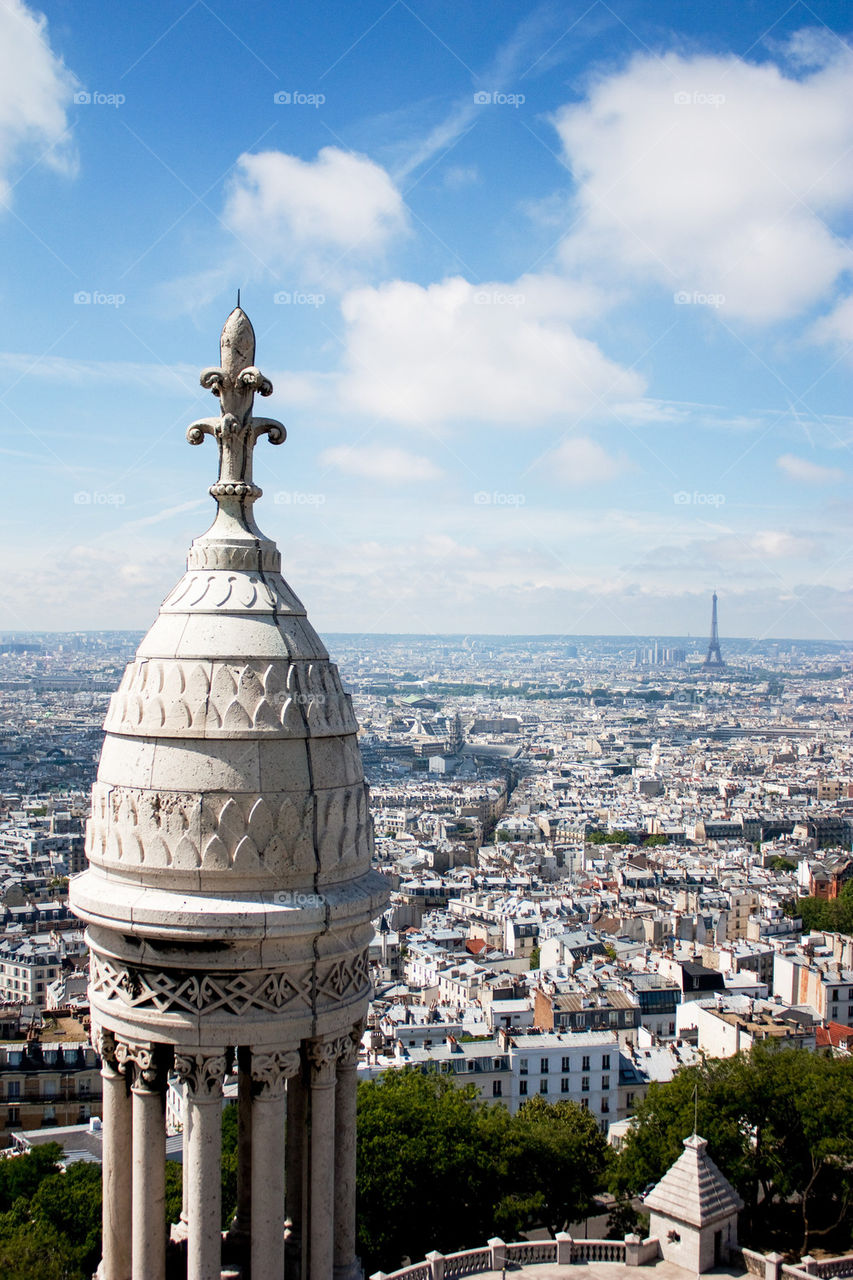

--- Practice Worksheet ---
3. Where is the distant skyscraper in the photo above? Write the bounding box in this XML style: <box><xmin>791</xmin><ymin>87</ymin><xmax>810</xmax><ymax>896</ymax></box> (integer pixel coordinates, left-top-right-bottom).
<box><xmin>703</xmin><ymin>592</ymin><xmax>725</xmax><ymax>668</ymax></box>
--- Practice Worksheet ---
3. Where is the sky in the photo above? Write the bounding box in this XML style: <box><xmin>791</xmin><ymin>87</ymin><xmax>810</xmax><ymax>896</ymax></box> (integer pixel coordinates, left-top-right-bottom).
<box><xmin>0</xmin><ymin>0</ymin><xmax>851</xmax><ymax>643</ymax></box>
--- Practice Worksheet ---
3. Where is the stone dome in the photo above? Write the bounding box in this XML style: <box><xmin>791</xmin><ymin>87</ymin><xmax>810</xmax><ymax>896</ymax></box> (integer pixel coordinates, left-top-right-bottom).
<box><xmin>70</xmin><ymin>306</ymin><xmax>388</xmax><ymax>1051</ymax></box>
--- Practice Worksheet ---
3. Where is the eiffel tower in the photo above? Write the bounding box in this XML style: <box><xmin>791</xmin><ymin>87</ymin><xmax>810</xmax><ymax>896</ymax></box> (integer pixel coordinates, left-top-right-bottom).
<box><xmin>703</xmin><ymin>591</ymin><xmax>725</xmax><ymax>668</ymax></box>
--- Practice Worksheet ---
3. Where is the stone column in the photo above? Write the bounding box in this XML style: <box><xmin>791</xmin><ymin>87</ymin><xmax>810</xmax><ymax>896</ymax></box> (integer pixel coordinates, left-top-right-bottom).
<box><xmin>333</xmin><ymin>1024</ymin><xmax>363</xmax><ymax>1280</ymax></box>
<box><xmin>306</xmin><ymin>1036</ymin><xmax>342</xmax><ymax>1280</ymax></box>
<box><xmin>97</xmin><ymin>1028</ymin><xmax>132</xmax><ymax>1280</ymax></box>
<box><xmin>174</xmin><ymin>1050</ymin><xmax>228</xmax><ymax>1280</ymax></box>
<box><xmin>285</xmin><ymin>1058</ymin><xmax>308</xmax><ymax>1280</ymax></box>
<box><xmin>251</xmin><ymin>1049</ymin><xmax>300</xmax><ymax>1280</ymax></box>
<box><xmin>120</xmin><ymin>1042</ymin><xmax>168</xmax><ymax>1280</ymax></box>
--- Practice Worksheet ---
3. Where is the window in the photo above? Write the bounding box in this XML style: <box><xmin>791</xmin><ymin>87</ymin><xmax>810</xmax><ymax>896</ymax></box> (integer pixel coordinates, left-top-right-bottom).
<box><xmin>832</xmin><ymin>989</ymin><xmax>839</xmax><ymax>1001</ymax></box>
<box><xmin>519</xmin><ymin>1058</ymin><xmax>528</xmax><ymax>1075</ymax></box>
<box><xmin>602</xmin><ymin>1054</ymin><xmax>610</xmax><ymax>1069</ymax></box>
<box><xmin>561</xmin><ymin>1056</ymin><xmax>570</xmax><ymax>1072</ymax></box>
<box><xmin>581</xmin><ymin>1098</ymin><xmax>589</xmax><ymax>1110</ymax></box>
<box><xmin>561</xmin><ymin>1077</ymin><xmax>569</xmax><ymax>1093</ymax></box>
<box><xmin>520</xmin><ymin>1080</ymin><xmax>528</xmax><ymax>1096</ymax></box>
<box><xmin>601</xmin><ymin>1098</ymin><xmax>610</xmax><ymax>1113</ymax></box>
<box><xmin>602</xmin><ymin>1076</ymin><xmax>610</xmax><ymax>1089</ymax></box>
<box><xmin>540</xmin><ymin>1079</ymin><xmax>548</xmax><ymax>1094</ymax></box>
<box><xmin>493</xmin><ymin>1080</ymin><xmax>502</xmax><ymax>1097</ymax></box>
<box><xmin>6</xmin><ymin>1082</ymin><xmax>19</xmax><ymax>1100</ymax></box>
<box><xmin>626</xmin><ymin>1091</ymin><xmax>635</xmax><ymax>1107</ymax></box>
<box><xmin>581</xmin><ymin>1076</ymin><xmax>589</xmax><ymax>1092</ymax></box>
<box><xmin>540</xmin><ymin>1057</ymin><xmax>549</xmax><ymax>1073</ymax></box>
<box><xmin>582</xmin><ymin>1055</ymin><xmax>590</xmax><ymax>1071</ymax></box>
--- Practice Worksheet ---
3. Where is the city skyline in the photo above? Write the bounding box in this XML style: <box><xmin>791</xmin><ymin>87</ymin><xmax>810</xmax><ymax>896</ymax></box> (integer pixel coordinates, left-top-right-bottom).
<box><xmin>0</xmin><ymin>0</ymin><xmax>851</xmax><ymax>640</ymax></box>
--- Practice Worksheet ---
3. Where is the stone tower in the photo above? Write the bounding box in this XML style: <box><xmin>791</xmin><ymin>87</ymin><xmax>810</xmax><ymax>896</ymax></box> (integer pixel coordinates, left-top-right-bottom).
<box><xmin>70</xmin><ymin>308</ymin><xmax>388</xmax><ymax>1280</ymax></box>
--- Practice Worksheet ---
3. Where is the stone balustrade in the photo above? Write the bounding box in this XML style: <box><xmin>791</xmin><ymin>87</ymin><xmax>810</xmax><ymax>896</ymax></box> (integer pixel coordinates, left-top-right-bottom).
<box><xmin>371</xmin><ymin>1240</ymin><xmax>853</xmax><ymax>1280</ymax></box>
<box><xmin>371</xmin><ymin>1234</ymin><xmax>641</xmax><ymax>1280</ymax></box>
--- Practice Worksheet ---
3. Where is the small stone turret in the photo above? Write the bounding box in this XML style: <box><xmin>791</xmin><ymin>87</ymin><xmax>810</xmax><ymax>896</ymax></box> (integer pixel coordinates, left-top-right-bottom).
<box><xmin>70</xmin><ymin>307</ymin><xmax>388</xmax><ymax>1280</ymax></box>
<box><xmin>644</xmin><ymin>1133</ymin><xmax>743</xmax><ymax>1273</ymax></box>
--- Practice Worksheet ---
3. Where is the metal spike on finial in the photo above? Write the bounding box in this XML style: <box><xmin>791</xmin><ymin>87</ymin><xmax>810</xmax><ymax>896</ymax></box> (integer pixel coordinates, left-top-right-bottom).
<box><xmin>185</xmin><ymin>306</ymin><xmax>285</xmax><ymax>517</ymax></box>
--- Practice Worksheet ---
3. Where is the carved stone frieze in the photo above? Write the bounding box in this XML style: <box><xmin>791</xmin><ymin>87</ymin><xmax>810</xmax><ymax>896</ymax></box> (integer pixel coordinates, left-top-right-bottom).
<box><xmin>102</xmin><ymin>657</ymin><xmax>356</xmax><ymax>739</ymax></box>
<box><xmin>186</xmin><ymin>541</ymin><xmax>282</xmax><ymax>573</ymax></box>
<box><xmin>90</xmin><ymin>949</ymin><xmax>371</xmax><ymax>1019</ymax></box>
<box><xmin>86</xmin><ymin>780</ymin><xmax>370</xmax><ymax>875</ymax></box>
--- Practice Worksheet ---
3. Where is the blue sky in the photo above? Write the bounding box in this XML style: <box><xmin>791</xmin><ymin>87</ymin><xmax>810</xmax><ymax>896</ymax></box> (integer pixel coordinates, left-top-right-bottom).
<box><xmin>0</xmin><ymin>0</ymin><xmax>851</xmax><ymax>641</ymax></box>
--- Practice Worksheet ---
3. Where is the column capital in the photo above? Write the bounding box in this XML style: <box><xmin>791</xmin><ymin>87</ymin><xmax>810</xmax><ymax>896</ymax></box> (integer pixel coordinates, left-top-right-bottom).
<box><xmin>251</xmin><ymin>1048</ymin><xmax>301</xmax><ymax>1099</ymax></box>
<box><xmin>93</xmin><ymin>1024</ymin><xmax>124</xmax><ymax>1075</ymax></box>
<box><xmin>174</xmin><ymin>1049</ymin><xmax>229</xmax><ymax>1098</ymax></box>
<box><xmin>337</xmin><ymin>1021</ymin><xmax>365</xmax><ymax>1070</ymax></box>
<box><xmin>306</xmin><ymin>1033</ymin><xmax>348</xmax><ymax>1085</ymax></box>
<box><xmin>117</xmin><ymin>1038</ymin><xmax>169</xmax><ymax>1091</ymax></box>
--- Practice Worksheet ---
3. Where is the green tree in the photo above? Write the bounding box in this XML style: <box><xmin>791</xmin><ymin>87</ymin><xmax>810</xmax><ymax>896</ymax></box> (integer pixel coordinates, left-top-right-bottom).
<box><xmin>0</xmin><ymin>1216</ymin><xmax>78</xmax><ymax>1280</ymax></box>
<box><xmin>614</xmin><ymin>1045</ymin><xmax>853</xmax><ymax>1254</ymax></box>
<box><xmin>356</xmin><ymin>1069</ymin><xmax>502</xmax><ymax>1272</ymax></box>
<box><xmin>0</xmin><ymin>1143</ymin><xmax>63</xmax><ymax>1212</ymax></box>
<box><xmin>355</xmin><ymin>1069</ymin><xmax>611</xmax><ymax>1273</ymax></box>
<box><xmin>529</xmin><ymin>945</ymin><xmax>541</xmax><ymax>969</ymax></box>
<box><xmin>787</xmin><ymin>880</ymin><xmax>853</xmax><ymax>936</ymax></box>
<box><xmin>503</xmin><ymin>1096</ymin><xmax>609</xmax><ymax>1236</ymax></box>
<box><xmin>30</xmin><ymin>1162</ymin><xmax>102</xmax><ymax>1276</ymax></box>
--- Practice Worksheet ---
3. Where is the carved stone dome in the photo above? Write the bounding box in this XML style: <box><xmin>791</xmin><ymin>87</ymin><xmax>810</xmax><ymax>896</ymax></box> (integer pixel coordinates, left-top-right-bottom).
<box><xmin>70</xmin><ymin>307</ymin><xmax>388</xmax><ymax>1051</ymax></box>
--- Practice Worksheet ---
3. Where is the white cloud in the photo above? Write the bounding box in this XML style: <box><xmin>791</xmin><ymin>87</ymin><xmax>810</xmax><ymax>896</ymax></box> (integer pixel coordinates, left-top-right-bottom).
<box><xmin>224</xmin><ymin>147</ymin><xmax>407</xmax><ymax>269</ymax></box>
<box><xmin>553</xmin><ymin>35</ymin><xmax>853</xmax><ymax>322</ymax></box>
<box><xmin>811</xmin><ymin>294</ymin><xmax>853</xmax><ymax>349</ymax></box>
<box><xmin>0</xmin><ymin>0</ymin><xmax>77</xmax><ymax>200</ymax></box>
<box><xmin>712</xmin><ymin>529</ymin><xmax>822</xmax><ymax>562</ymax></box>
<box><xmin>777</xmin><ymin>453</ymin><xmax>845</xmax><ymax>485</ymax></box>
<box><xmin>548</xmin><ymin>436</ymin><xmax>631</xmax><ymax>486</ymax></box>
<box><xmin>338</xmin><ymin>273</ymin><xmax>644</xmax><ymax>427</ymax></box>
<box><xmin>319</xmin><ymin>445</ymin><xmax>444</xmax><ymax>483</ymax></box>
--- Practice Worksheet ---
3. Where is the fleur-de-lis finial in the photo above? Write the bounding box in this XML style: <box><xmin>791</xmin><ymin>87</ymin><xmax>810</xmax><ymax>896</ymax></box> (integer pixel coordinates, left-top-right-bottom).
<box><xmin>186</xmin><ymin>305</ymin><xmax>285</xmax><ymax>518</ymax></box>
